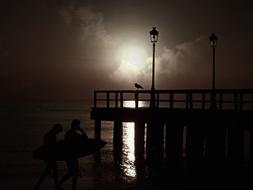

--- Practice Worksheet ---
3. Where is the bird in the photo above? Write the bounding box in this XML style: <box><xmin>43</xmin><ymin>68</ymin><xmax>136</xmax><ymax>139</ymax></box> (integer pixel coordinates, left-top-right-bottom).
<box><xmin>134</xmin><ymin>83</ymin><xmax>144</xmax><ymax>90</ymax></box>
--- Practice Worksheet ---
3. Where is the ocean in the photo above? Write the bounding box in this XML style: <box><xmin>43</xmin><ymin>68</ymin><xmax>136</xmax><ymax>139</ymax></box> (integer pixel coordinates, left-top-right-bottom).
<box><xmin>0</xmin><ymin>100</ymin><xmax>152</xmax><ymax>190</ymax></box>
<box><xmin>1</xmin><ymin>100</ymin><xmax>251</xmax><ymax>190</ymax></box>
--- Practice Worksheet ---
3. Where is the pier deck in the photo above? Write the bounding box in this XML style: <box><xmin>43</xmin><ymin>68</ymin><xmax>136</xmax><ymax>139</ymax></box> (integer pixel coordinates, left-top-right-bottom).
<box><xmin>91</xmin><ymin>89</ymin><xmax>253</xmax><ymax>168</ymax></box>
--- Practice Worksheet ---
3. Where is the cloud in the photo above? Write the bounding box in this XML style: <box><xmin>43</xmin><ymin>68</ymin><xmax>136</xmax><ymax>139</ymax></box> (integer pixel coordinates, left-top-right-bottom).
<box><xmin>109</xmin><ymin>36</ymin><xmax>210</xmax><ymax>88</ymax></box>
<box><xmin>153</xmin><ymin>36</ymin><xmax>210</xmax><ymax>88</ymax></box>
<box><xmin>157</xmin><ymin>36</ymin><xmax>208</xmax><ymax>74</ymax></box>
<box><xmin>77</xmin><ymin>7</ymin><xmax>112</xmax><ymax>45</ymax></box>
<box><xmin>58</xmin><ymin>4</ymin><xmax>75</xmax><ymax>26</ymax></box>
<box><xmin>58</xmin><ymin>3</ymin><xmax>119</xmax><ymax>78</ymax></box>
<box><xmin>59</xmin><ymin>5</ymin><xmax>112</xmax><ymax>46</ymax></box>
<box><xmin>58</xmin><ymin>4</ymin><xmax>210</xmax><ymax>89</ymax></box>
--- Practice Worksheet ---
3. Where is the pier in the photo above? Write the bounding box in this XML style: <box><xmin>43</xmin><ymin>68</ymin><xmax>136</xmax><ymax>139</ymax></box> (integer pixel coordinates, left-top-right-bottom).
<box><xmin>91</xmin><ymin>89</ymin><xmax>253</xmax><ymax>169</ymax></box>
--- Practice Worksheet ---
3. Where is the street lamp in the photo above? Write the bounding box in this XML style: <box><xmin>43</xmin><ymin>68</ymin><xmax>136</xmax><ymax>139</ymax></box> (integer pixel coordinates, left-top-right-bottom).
<box><xmin>149</xmin><ymin>27</ymin><xmax>159</xmax><ymax>107</ymax></box>
<box><xmin>209</xmin><ymin>33</ymin><xmax>218</xmax><ymax>109</ymax></box>
<box><xmin>209</xmin><ymin>33</ymin><xmax>218</xmax><ymax>91</ymax></box>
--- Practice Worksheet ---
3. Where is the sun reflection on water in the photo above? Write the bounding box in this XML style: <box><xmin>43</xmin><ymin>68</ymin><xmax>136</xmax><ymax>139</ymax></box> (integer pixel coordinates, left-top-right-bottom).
<box><xmin>123</xmin><ymin>100</ymin><xmax>146</xmax><ymax>108</ymax></box>
<box><xmin>122</xmin><ymin>122</ymin><xmax>136</xmax><ymax>178</ymax></box>
<box><xmin>119</xmin><ymin>101</ymin><xmax>147</xmax><ymax>180</ymax></box>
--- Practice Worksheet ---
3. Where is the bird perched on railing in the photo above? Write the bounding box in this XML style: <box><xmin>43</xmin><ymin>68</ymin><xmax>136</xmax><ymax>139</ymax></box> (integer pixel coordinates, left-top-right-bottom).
<box><xmin>134</xmin><ymin>83</ymin><xmax>144</xmax><ymax>90</ymax></box>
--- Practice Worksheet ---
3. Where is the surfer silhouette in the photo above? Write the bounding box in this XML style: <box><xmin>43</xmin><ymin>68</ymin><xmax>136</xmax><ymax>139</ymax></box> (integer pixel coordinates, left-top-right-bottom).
<box><xmin>57</xmin><ymin>119</ymin><xmax>88</xmax><ymax>190</ymax></box>
<box><xmin>34</xmin><ymin>124</ymin><xmax>63</xmax><ymax>190</ymax></box>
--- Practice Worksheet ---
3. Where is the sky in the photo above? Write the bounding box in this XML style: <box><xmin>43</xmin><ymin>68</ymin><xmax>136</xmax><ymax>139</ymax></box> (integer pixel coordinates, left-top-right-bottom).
<box><xmin>1</xmin><ymin>0</ymin><xmax>253</xmax><ymax>100</ymax></box>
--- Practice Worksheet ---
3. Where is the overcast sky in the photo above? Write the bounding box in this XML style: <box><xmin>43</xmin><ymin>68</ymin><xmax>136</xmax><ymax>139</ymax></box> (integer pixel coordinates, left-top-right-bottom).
<box><xmin>1</xmin><ymin>0</ymin><xmax>253</xmax><ymax>100</ymax></box>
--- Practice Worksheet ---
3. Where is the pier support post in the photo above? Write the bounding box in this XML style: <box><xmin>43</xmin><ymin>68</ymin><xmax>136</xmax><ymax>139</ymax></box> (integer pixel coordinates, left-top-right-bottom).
<box><xmin>205</xmin><ymin>113</ymin><xmax>226</xmax><ymax>168</ymax></box>
<box><xmin>227</xmin><ymin>118</ymin><xmax>244</xmax><ymax>167</ymax></box>
<box><xmin>146</xmin><ymin>118</ymin><xmax>164</xmax><ymax>164</ymax></box>
<box><xmin>135</xmin><ymin>120</ymin><xmax>145</xmax><ymax>161</ymax></box>
<box><xmin>113</xmin><ymin>120</ymin><xmax>123</xmax><ymax>161</ymax></box>
<box><xmin>165</xmin><ymin>122</ymin><xmax>183</xmax><ymax>167</ymax></box>
<box><xmin>249</xmin><ymin>124</ymin><xmax>253</xmax><ymax>168</ymax></box>
<box><xmin>186</xmin><ymin>119</ymin><xmax>205</xmax><ymax>170</ymax></box>
<box><xmin>94</xmin><ymin>119</ymin><xmax>101</xmax><ymax>161</ymax></box>
<box><xmin>95</xmin><ymin>119</ymin><xmax>101</xmax><ymax>141</ymax></box>
<box><xmin>135</xmin><ymin>120</ymin><xmax>145</xmax><ymax>179</ymax></box>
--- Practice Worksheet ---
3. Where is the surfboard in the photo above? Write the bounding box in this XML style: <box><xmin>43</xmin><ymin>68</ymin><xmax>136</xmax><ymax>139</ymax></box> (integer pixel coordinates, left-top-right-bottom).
<box><xmin>33</xmin><ymin>138</ymin><xmax>106</xmax><ymax>161</ymax></box>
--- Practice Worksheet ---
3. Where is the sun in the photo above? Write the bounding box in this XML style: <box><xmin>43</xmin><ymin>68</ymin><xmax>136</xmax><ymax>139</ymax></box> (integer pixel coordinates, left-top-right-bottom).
<box><xmin>112</xmin><ymin>45</ymin><xmax>148</xmax><ymax>80</ymax></box>
<box><xmin>121</xmin><ymin>47</ymin><xmax>147</xmax><ymax>66</ymax></box>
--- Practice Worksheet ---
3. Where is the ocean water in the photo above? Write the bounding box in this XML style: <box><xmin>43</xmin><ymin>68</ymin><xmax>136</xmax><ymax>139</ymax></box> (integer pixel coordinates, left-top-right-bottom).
<box><xmin>0</xmin><ymin>100</ymin><xmax>148</xmax><ymax>190</ymax></box>
<box><xmin>2</xmin><ymin>99</ymin><xmax>252</xmax><ymax>190</ymax></box>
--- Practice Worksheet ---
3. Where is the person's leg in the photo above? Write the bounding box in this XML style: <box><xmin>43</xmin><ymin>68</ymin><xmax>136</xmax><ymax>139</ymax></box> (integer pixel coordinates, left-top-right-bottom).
<box><xmin>51</xmin><ymin>162</ymin><xmax>58</xmax><ymax>188</ymax></box>
<box><xmin>56</xmin><ymin>160</ymin><xmax>72</xmax><ymax>189</ymax></box>
<box><xmin>72</xmin><ymin>175</ymin><xmax>78</xmax><ymax>190</ymax></box>
<box><xmin>34</xmin><ymin>162</ymin><xmax>51</xmax><ymax>190</ymax></box>
<box><xmin>57</xmin><ymin>173</ymin><xmax>71</xmax><ymax>188</ymax></box>
<box><xmin>72</xmin><ymin>159</ymin><xmax>79</xmax><ymax>190</ymax></box>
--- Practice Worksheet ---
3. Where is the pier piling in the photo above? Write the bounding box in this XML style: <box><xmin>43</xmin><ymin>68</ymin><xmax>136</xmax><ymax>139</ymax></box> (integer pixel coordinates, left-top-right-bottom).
<box><xmin>91</xmin><ymin>89</ymin><xmax>253</xmax><ymax>170</ymax></box>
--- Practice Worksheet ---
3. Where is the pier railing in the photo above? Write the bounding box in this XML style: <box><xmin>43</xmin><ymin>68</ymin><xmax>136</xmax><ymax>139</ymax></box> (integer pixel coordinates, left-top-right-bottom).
<box><xmin>93</xmin><ymin>89</ymin><xmax>253</xmax><ymax>110</ymax></box>
<box><xmin>92</xmin><ymin>89</ymin><xmax>253</xmax><ymax>172</ymax></box>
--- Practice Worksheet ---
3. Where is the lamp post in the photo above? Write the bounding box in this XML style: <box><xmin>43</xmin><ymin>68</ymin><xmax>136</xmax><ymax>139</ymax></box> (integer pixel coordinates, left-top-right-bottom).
<box><xmin>149</xmin><ymin>27</ymin><xmax>159</xmax><ymax>107</ymax></box>
<box><xmin>209</xmin><ymin>33</ymin><xmax>218</xmax><ymax>109</ymax></box>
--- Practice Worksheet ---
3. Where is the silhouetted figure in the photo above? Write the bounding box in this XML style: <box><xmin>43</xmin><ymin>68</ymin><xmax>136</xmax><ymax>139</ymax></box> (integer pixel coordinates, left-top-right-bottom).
<box><xmin>57</xmin><ymin>119</ymin><xmax>88</xmax><ymax>190</ymax></box>
<box><xmin>34</xmin><ymin>124</ymin><xmax>63</xmax><ymax>190</ymax></box>
<box><xmin>135</xmin><ymin>83</ymin><xmax>144</xmax><ymax>90</ymax></box>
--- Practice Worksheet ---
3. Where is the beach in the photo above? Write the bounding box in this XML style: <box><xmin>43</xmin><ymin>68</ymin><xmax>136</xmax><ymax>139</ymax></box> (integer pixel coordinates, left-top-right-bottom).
<box><xmin>1</xmin><ymin>100</ymin><xmax>252</xmax><ymax>190</ymax></box>
<box><xmin>0</xmin><ymin>100</ymin><xmax>157</xmax><ymax>190</ymax></box>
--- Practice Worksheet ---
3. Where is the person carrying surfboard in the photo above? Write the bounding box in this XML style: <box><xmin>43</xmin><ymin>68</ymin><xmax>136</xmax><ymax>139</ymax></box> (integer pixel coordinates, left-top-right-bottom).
<box><xmin>57</xmin><ymin>119</ymin><xmax>88</xmax><ymax>190</ymax></box>
<box><xmin>34</xmin><ymin>123</ymin><xmax>63</xmax><ymax>190</ymax></box>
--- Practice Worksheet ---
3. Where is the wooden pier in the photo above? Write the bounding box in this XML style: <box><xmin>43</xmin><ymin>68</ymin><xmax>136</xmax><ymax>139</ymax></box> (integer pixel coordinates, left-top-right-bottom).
<box><xmin>91</xmin><ymin>89</ymin><xmax>253</xmax><ymax>169</ymax></box>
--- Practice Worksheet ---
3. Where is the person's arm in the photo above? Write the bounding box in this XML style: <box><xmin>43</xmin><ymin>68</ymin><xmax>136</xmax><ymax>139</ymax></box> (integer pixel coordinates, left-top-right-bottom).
<box><xmin>78</xmin><ymin>128</ymin><xmax>88</xmax><ymax>139</ymax></box>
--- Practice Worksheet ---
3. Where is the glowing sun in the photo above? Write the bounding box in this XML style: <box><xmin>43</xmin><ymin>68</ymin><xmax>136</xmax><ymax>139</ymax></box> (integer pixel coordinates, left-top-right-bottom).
<box><xmin>113</xmin><ymin>46</ymin><xmax>148</xmax><ymax>80</ymax></box>
<box><xmin>121</xmin><ymin>47</ymin><xmax>147</xmax><ymax>66</ymax></box>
